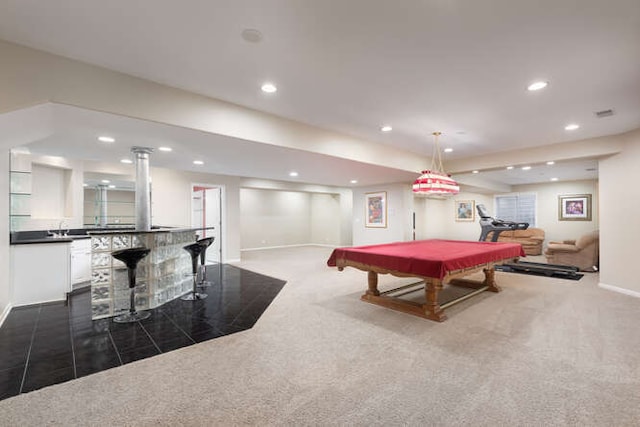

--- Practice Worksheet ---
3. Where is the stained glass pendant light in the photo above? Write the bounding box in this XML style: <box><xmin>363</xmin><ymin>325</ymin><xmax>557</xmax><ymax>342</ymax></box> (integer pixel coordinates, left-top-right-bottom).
<box><xmin>412</xmin><ymin>132</ymin><xmax>460</xmax><ymax>198</ymax></box>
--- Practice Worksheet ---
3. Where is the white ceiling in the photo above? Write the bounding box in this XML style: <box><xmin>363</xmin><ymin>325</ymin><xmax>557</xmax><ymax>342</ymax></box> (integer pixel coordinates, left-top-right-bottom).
<box><xmin>1</xmin><ymin>0</ymin><xmax>639</xmax><ymax>186</ymax></box>
<box><xmin>2</xmin><ymin>104</ymin><xmax>419</xmax><ymax>188</ymax></box>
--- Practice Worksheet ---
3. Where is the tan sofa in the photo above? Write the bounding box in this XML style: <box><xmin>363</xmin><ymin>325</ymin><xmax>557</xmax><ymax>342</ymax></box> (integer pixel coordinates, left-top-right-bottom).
<box><xmin>485</xmin><ymin>228</ymin><xmax>545</xmax><ymax>255</ymax></box>
<box><xmin>544</xmin><ymin>230</ymin><xmax>599</xmax><ymax>272</ymax></box>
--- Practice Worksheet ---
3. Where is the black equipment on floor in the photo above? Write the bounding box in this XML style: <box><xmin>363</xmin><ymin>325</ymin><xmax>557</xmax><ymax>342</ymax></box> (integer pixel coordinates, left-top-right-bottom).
<box><xmin>495</xmin><ymin>261</ymin><xmax>583</xmax><ymax>280</ymax></box>
<box><xmin>477</xmin><ymin>204</ymin><xmax>529</xmax><ymax>242</ymax></box>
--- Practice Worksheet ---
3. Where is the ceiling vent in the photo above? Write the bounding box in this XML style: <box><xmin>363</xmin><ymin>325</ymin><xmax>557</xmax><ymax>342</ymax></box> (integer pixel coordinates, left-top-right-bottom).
<box><xmin>595</xmin><ymin>109</ymin><xmax>614</xmax><ymax>118</ymax></box>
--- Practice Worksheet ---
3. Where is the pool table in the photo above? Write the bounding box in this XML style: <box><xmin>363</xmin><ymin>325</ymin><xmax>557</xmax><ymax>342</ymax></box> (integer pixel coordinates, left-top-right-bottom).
<box><xmin>327</xmin><ymin>239</ymin><xmax>524</xmax><ymax>322</ymax></box>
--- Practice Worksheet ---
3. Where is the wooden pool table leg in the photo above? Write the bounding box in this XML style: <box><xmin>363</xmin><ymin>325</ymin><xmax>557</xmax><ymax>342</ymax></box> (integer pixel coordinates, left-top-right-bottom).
<box><xmin>424</xmin><ymin>279</ymin><xmax>447</xmax><ymax>322</ymax></box>
<box><xmin>483</xmin><ymin>267</ymin><xmax>501</xmax><ymax>292</ymax></box>
<box><xmin>366</xmin><ymin>271</ymin><xmax>380</xmax><ymax>296</ymax></box>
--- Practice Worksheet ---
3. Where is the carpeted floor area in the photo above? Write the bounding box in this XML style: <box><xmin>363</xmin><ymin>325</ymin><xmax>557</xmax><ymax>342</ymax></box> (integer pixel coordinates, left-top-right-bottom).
<box><xmin>1</xmin><ymin>245</ymin><xmax>639</xmax><ymax>426</ymax></box>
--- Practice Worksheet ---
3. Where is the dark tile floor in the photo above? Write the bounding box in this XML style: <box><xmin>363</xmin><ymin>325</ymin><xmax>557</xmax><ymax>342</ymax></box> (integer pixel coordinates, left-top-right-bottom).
<box><xmin>0</xmin><ymin>264</ymin><xmax>285</xmax><ymax>401</ymax></box>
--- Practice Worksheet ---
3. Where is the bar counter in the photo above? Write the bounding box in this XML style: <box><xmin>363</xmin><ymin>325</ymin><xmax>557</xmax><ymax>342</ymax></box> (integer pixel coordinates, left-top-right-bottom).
<box><xmin>88</xmin><ymin>227</ymin><xmax>210</xmax><ymax>319</ymax></box>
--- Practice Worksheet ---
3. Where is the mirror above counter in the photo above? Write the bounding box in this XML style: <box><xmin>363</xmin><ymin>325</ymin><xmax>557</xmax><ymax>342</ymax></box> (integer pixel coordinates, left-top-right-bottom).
<box><xmin>83</xmin><ymin>172</ymin><xmax>136</xmax><ymax>227</ymax></box>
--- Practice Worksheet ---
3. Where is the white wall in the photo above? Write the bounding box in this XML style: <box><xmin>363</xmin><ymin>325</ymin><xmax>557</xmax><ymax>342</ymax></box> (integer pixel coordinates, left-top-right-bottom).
<box><xmin>31</xmin><ymin>164</ymin><xmax>66</xmax><ymax>218</ymax></box>
<box><xmin>414</xmin><ymin>181</ymin><xmax>599</xmax><ymax>246</ymax></box>
<box><xmin>414</xmin><ymin>190</ymin><xmax>494</xmax><ymax>241</ymax></box>
<box><xmin>239</xmin><ymin>189</ymin><xmax>342</xmax><ymax>249</ymax></box>
<box><xmin>352</xmin><ymin>184</ymin><xmax>413</xmax><ymax>246</ymax></box>
<box><xmin>310</xmin><ymin>193</ymin><xmax>341</xmax><ymax>245</ymax></box>
<box><xmin>150</xmin><ymin>167</ymin><xmax>241</xmax><ymax>262</ymax></box>
<box><xmin>599</xmin><ymin>129</ymin><xmax>640</xmax><ymax>295</ymax></box>
<box><xmin>512</xmin><ymin>180</ymin><xmax>599</xmax><ymax>246</ymax></box>
<box><xmin>240</xmin><ymin>189</ymin><xmax>311</xmax><ymax>249</ymax></box>
<box><xmin>240</xmin><ymin>178</ymin><xmax>352</xmax><ymax>246</ymax></box>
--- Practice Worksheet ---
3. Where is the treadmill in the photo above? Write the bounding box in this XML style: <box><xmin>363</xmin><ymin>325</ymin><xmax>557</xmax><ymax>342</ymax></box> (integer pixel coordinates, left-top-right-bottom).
<box><xmin>476</xmin><ymin>204</ymin><xmax>529</xmax><ymax>242</ymax></box>
<box><xmin>477</xmin><ymin>204</ymin><xmax>582</xmax><ymax>279</ymax></box>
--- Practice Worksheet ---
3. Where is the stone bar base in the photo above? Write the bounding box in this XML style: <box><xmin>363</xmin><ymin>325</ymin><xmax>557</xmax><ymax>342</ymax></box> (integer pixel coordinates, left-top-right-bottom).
<box><xmin>88</xmin><ymin>229</ymin><xmax>197</xmax><ymax>319</ymax></box>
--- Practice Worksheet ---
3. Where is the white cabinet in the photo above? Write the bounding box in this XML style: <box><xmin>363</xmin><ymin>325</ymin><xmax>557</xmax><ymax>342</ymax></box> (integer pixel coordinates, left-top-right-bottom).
<box><xmin>70</xmin><ymin>238</ymin><xmax>91</xmax><ymax>285</ymax></box>
<box><xmin>11</xmin><ymin>242</ymin><xmax>71</xmax><ymax>306</ymax></box>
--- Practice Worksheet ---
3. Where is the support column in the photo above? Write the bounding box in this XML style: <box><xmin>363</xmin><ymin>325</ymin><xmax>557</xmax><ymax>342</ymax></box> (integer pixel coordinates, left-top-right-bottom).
<box><xmin>131</xmin><ymin>147</ymin><xmax>154</xmax><ymax>231</ymax></box>
<box><xmin>96</xmin><ymin>184</ymin><xmax>108</xmax><ymax>227</ymax></box>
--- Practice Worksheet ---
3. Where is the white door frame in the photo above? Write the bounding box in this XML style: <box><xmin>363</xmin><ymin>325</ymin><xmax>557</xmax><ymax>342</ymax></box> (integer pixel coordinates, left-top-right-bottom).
<box><xmin>190</xmin><ymin>183</ymin><xmax>225</xmax><ymax>263</ymax></box>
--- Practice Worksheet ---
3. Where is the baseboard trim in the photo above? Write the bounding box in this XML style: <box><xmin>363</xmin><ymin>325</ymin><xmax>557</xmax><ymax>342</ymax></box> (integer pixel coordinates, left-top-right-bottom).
<box><xmin>598</xmin><ymin>282</ymin><xmax>640</xmax><ymax>298</ymax></box>
<box><xmin>13</xmin><ymin>297</ymin><xmax>67</xmax><ymax>309</ymax></box>
<box><xmin>0</xmin><ymin>302</ymin><xmax>13</xmax><ymax>328</ymax></box>
<box><xmin>241</xmin><ymin>243</ymin><xmax>337</xmax><ymax>252</ymax></box>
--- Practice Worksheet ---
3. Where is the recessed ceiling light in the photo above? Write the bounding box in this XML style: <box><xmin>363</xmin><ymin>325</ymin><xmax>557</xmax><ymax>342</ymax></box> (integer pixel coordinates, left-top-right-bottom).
<box><xmin>158</xmin><ymin>146</ymin><xmax>172</xmax><ymax>152</ymax></box>
<box><xmin>546</xmin><ymin>161</ymin><xmax>555</xmax><ymax>165</ymax></box>
<box><xmin>350</xmin><ymin>180</ymin><xmax>358</xmax><ymax>184</ymax></box>
<box><xmin>101</xmin><ymin>179</ymin><xmax>110</xmax><ymax>183</ymax></box>
<box><xmin>444</xmin><ymin>148</ymin><xmax>453</xmax><ymax>153</ymax></box>
<box><xmin>108</xmin><ymin>185</ymin><xmax>116</xmax><ymax>189</ymax></box>
<box><xmin>261</xmin><ymin>83</ymin><xmax>277</xmax><ymax>93</ymax></box>
<box><xmin>98</xmin><ymin>136</ymin><xmax>115</xmax><ymax>143</ymax></box>
<box><xmin>241</xmin><ymin>29</ymin><xmax>263</xmax><ymax>43</ymax></box>
<box><xmin>564</xmin><ymin>123</ymin><xmax>580</xmax><ymax>131</ymax></box>
<box><xmin>380</xmin><ymin>125</ymin><xmax>392</xmax><ymax>132</ymax></box>
<box><xmin>120</xmin><ymin>159</ymin><xmax>133</xmax><ymax>164</ymax></box>
<box><xmin>522</xmin><ymin>166</ymin><xmax>532</xmax><ymax>170</ymax></box>
<box><xmin>193</xmin><ymin>160</ymin><xmax>204</xmax><ymax>165</ymax></box>
<box><xmin>289</xmin><ymin>171</ymin><xmax>299</xmax><ymax>177</ymax></box>
<box><xmin>550</xmin><ymin>177</ymin><xmax>559</xmax><ymax>181</ymax></box>
<box><xmin>82</xmin><ymin>183</ymin><xmax>88</xmax><ymax>187</ymax></box>
<box><xmin>506</xmin><ymin>166</ymin><xmax>514</xmax><ymax>170</ymax></box>
<box><xmin>472</xmin><ymin>170</ymin><xmax>479</xmax><ymax>174</ymax></box>
<box><xmin>527</xmin><ymin>81</ymin><xmax>548</xmax><ymax>91</ymax></box>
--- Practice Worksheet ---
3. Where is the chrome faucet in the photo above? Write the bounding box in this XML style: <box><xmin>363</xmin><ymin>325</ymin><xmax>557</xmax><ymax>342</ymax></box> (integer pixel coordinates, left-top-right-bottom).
<box><xmin>58</xmin><ymin>220</ymin><xmax>68</xmax><ymax>237</ymax></box>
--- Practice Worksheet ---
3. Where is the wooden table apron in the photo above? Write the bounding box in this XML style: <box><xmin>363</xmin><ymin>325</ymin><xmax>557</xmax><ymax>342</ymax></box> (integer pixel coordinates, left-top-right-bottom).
<box><xmin>335</xmin><ymin>258</ymin><xmax>517</xmax><ymax>322</ymax></box>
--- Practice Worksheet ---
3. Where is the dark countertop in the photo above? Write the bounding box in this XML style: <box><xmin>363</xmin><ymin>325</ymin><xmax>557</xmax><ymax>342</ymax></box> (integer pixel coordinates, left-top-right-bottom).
<box><xmin>10</xmin><ymin>226</ymin><xmax>214</xmax><ymax>245</ymax></box>
<box><xmin>10</xmin><ymin>229</ymin><xmax>91</xmax><ymax>245</ymax></box>
<box><xmin>11</xmin><ymin>236</ymin><xmax>90</xmax><ymax>245</ymax></box>
<box><xmin>87</xmin><ymin>226</ymin><xmax>215</xmax><ymax>235</ymax></box>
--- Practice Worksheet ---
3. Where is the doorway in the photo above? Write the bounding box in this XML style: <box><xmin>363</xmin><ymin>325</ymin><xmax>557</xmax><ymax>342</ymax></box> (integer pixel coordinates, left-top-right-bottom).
<box><xmin>191</xmin><ymin>185</ymin><xmax>222</xmax><ymax>263</ymax></box>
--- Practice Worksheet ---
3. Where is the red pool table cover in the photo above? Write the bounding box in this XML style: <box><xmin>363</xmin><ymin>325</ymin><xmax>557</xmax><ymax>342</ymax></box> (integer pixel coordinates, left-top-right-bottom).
<box><xmin>327</xmin><ymin>239</ymin><xmax>525</xmax><ymax>280</ymax></box>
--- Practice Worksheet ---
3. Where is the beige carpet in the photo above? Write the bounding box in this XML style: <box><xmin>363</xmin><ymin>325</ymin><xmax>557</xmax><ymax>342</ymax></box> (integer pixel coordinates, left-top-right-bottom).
<box><xmin>2</xmin><ymin>246</ymin><xmax>640</xmax><ymax>426</ymax></box>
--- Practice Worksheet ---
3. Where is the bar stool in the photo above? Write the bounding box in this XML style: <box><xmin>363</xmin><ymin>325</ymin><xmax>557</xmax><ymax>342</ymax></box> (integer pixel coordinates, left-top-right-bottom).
<box><xmin>111</xmin><ymin>247</ymin><xmax>151</xmax><ymax>323</ymax></box>
<box><xmin>181</xmin><ymin>242</ymin><xmax>208</xmax><ymax>300</ymax></box>
<box><xmin>196</xmin><ymin>237</ymin><xmax>215</xmax><ymax>288</ymax></box>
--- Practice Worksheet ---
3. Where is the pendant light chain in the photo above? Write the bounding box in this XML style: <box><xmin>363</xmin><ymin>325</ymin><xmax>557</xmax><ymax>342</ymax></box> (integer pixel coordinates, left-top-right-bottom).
<box><xmin>431</xmin><ymin>131</ymin><xmax>444</xmax><ymax>174</ymax></box>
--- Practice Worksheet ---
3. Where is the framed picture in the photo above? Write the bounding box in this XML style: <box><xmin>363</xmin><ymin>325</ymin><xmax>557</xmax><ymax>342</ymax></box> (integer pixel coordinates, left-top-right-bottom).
<box><xmin>558</xmin><ymin>194</ymin><xmax>592</xmax><ymax>221</ymax></box>
<box><xmin>455</xmin><ymin>200</ymin><xmax>475</xmax><ymax>222</ymax></box>
<box><xmin>365</xmin><ymin>191</ymin><xmax>387</xmax><ymax>228</ymax></box>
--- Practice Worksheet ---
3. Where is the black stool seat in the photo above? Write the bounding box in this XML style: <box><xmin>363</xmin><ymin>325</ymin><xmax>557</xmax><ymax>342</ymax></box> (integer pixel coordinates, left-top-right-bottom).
<box><xmin>181</xmin><ymin>242</ymin><xmax>207</xmax><ymax>300</ymax></box>
<box><xmin>197</xmin><ymin>237</ymin><xmax>215</xmax><ymax>263</ymax></box>
<box><xmin>196</xmin><ymin>237</ymin><xmax>215</xmax><ymax>288</ymax></box>
<box><xmin>111</xmin><ymin>247</ymin><xmax>151</xmax><ymax>323</ymax></box>
<box><xmin>112</xmin><ymin>247</ymin><xmax>151</xmax><ymax>271</ymax></box>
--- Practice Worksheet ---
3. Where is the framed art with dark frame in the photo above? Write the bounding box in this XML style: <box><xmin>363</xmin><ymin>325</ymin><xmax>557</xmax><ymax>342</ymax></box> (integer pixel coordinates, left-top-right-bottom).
<box><xmin>365</xmin><ymin>191</ymin><xmax>387</xmax><ymax>228</ymax></box>
<box><xmin>558</xmin><ymin>194</ymin><xmax>592</xmax><ymax>221</ymax></box>
<box><xmin>455</xmin><ymin>200</ymin><xmax>475</xmax><ymax>222</ymax></box>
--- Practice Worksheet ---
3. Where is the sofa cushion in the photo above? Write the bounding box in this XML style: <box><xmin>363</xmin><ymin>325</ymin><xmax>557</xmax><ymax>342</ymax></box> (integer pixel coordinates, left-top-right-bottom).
<box><xmin>575</xmin><ymin>230</ymin><xmax>599</xmax><ymax>249</ymax></box>
<box><xmin>544</xmin><ymin>243</ymin><xmax>579</xmax><ymax>253</ymax></box>
<box><xmin>485</xmin><ymin>228</ymin><xmax>545</xmax><ymax>255</ymax></box>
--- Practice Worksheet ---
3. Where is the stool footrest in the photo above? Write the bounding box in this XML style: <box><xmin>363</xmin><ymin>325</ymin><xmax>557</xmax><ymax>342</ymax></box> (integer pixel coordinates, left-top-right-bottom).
<box><xmin>114</xmin><ymin>311</ymin><xmax>151</xmax><ymax>323</ymax></box>
<box><xmin>181</xmin><ymin>292</ymin><xmax>208</xmax><ymax>300</ymax></box>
